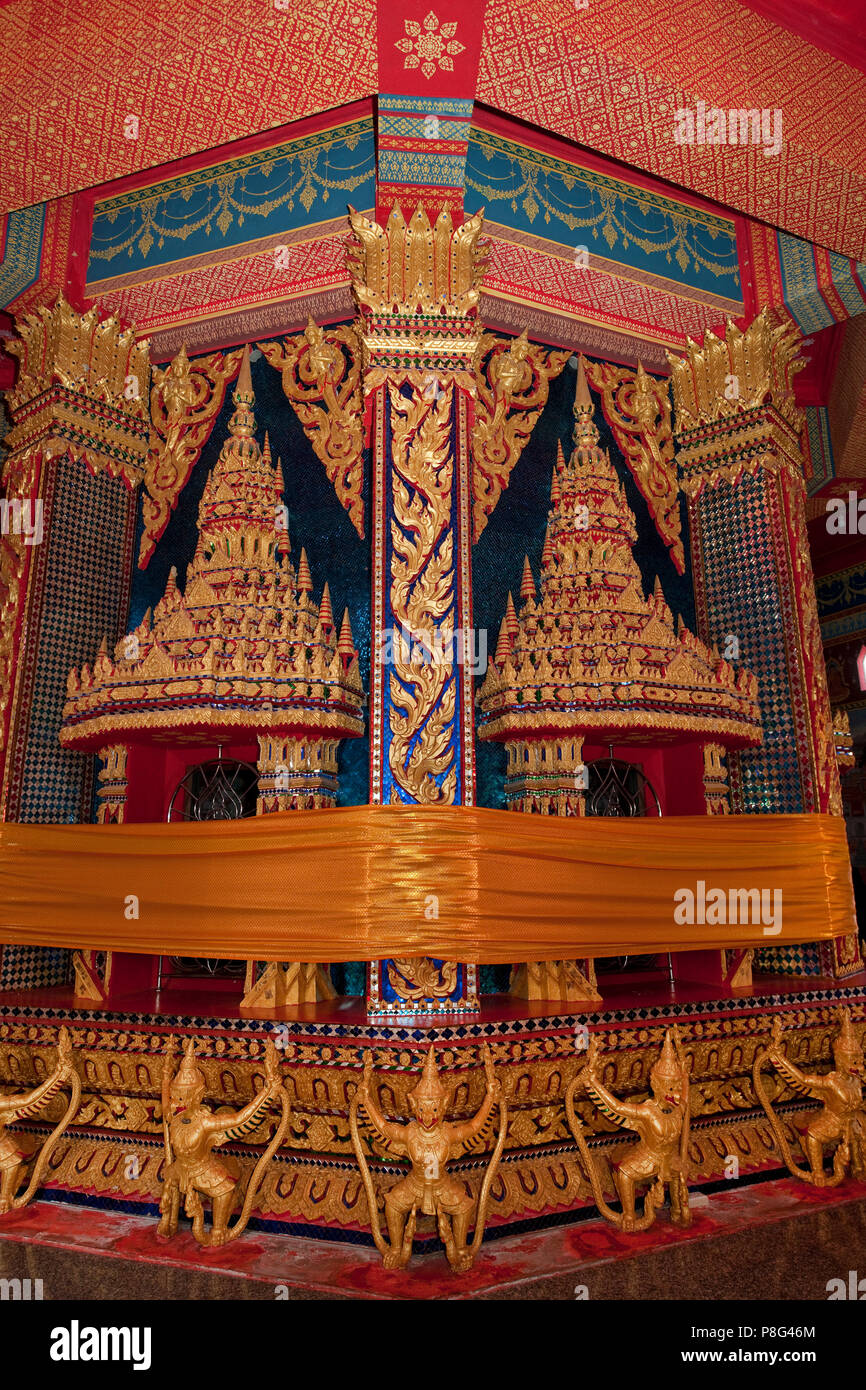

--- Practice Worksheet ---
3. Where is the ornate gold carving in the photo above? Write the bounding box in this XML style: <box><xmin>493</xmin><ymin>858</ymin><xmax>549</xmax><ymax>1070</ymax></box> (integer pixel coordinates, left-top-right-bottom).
<box><xmin>478</xmin><ymin>360</ymin><xmax>762</xmax><ymax>747</ymax></box>
<box><xmin>471</xmin><ymin>331</ymin><xmax>569</xmax><ymax>542</ymax></box>
<box><xmin>350</xmin><ymin>1044</ymin><xmax>506</xmax><ymax>1272</ymax></box>
<box><xmin>60</xmin><ymin>350</ymin><xmax>365</xmax><ymax>752</ymax></box>
<box><xmin>387</xmin><ymin>959</ymin><xmax>458</xmax><ymax>1001</ymax></box>
<box><xmin>158</xmin><ymin>1036</ymin><xmax>290</xmax><ymax>1247</ymax></box>
<box><xmin>703</xmin><ymin>742</ymin><xmax>731</xmax><ymax>814</ymax></box>
<box><xmin>510</xmin><ymin>960</ymin><xmax>601</xmax><ymax>1003</ymax></box>
<box><xmin>139</xmin><ymin>345</ymin><xmax>243</xmax><ymax>567</ymax></box>
<box><xmin>566</xmin><ymin>1029</ymin><xmax>692</xmax><ymax>1232</ymax></box>
<box><xmin>667</xmin><ymin>310</ymin><xmax>805</xmax><ymax>433</ymax></box>
<box><xmin>240</xmin><ymin>961</ymin><xmax>336</xmax><ymax>1010</ymax></box>
<box><xmin>388</xmin><ymin>382</ymin><xmax>457</xmax><ymax>804</ymax></box>
<box><xmin>584</xmin><ymin>358</ymin><xmax>683</xmax><ymax>573</ymax></box>
<box><xmin>0</xmin><ymin>1027</ymin><xmax>80</xmax><ymax>1214</ymax></box>
<box><xmin>833</xmin><ymin>708</ymin><xmax>855</xmax><ymax>769</ymax></box>
<box><xmin>259</xmin><ymin>320</ymin><xmax>364</xmax><ymax>537</ymax></box>
<box><xmin>753</xmin><ymin>1009</ymin><xmax>865</xmax><ymax>1187</ymax></box>
<box><xmin>4</xmin><ymin>295</ymin><xmax>150</xmax><ymax>491</ymax></box>
<box><xmin>96</xmin><ymin>744</ymin><xmax>128</xmax><ymax>824</ymax></box>
<box><xmin>347</xmin><ymin>205</ymin><xmax>487</xmax><ymax>318</ymax></box>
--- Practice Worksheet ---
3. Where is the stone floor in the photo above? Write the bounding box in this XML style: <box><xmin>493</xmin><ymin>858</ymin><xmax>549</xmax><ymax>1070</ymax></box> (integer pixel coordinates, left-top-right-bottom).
<box><xmin>1</xmin><ymin>1176</ymin><xmax>864</xmax><ymax>1300</ymax></box>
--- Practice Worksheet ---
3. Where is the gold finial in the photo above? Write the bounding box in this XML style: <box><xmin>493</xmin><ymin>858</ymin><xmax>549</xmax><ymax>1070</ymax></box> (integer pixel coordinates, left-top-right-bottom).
<box><xmin>574</xmin><ymin>355</ymin><xmax>593</xmax><ymax>410</ymax></box>
<box><xmin>520</xmin><ymin>555</ymin><xmax>536</xmax><ymax>602</ymax></box>
<box><xmin>297</xmin><ymin>547</ymin><xmax>313</xmax><ymax>594</ymax></box>
<box><xmin>319</xmin><ymin>581</ymin><xmax>334</xmax><ymax>630</ymax></box>
<box><xmin>235</xmin><ymin>342</ymin><xmax>253</xmax><ymax>398</ymax></box>
<box><xmin>337</xmin><ymin>608</ymin><xmax>355</xmax><ymax>657</ymax></box>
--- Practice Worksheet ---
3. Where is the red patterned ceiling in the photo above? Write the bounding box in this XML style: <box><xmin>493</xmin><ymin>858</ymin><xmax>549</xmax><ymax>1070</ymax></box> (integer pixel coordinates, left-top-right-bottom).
<box><xmin>0</xmin><ymin>0</ymin><xmax>377</xmax><ymax>212</ymax></box>
<box><xmin>1</xmin><ymin>0</ymin><xmax>864</xmax><ymax>259</ymax></box>
<box><xmin>478</xmin><ymin>0</ymin><xmax>866</xmax><ymax>261</ymax></box>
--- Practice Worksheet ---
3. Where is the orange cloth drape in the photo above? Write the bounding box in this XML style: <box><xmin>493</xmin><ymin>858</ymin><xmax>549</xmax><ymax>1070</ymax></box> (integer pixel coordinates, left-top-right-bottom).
<box><xmin>0</xmin><ymin>806</ymin><xmax>855</xmax><ymax>962</ymax></box>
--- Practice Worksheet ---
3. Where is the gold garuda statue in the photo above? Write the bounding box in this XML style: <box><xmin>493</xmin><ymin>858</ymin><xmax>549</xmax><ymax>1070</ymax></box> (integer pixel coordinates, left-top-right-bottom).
<box><xmin>565</xmin><ymin>1028</ymin><xmax>692</xmax><ymax>1232</ymax></box>
<box><xmin>0</xmin><ymin>1027</ymin><xmax>80</xmax><ymax>1214</ymax></box>
<box><xmin>753</xmin><ymin>1009</ymin><xmax>864</xmax><ymax>1187</ymax></box>
<box><xmin>157</xmin><ymin>1036</ymin><xmax>290</xmax><ymax>1247</ymax></box>
<box><xmin>350</xmin><ymin>1044</ymin><xmax>507</xmax><ymax>1274</ymax></box>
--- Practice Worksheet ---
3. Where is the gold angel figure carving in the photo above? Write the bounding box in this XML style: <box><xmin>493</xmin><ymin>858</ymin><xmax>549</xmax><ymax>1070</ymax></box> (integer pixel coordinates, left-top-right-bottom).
<box><xmin>753</xmin><ymin>1009</ymin><xmax>864</xmax><ymax>1187</ymax></box>
<box><xmin>157</xmin><ymin>1036</ymin><xmax>290</xmax><ymax>1247</ymax></box>
<box><xmin>350</xmin><ymin>1044</ymin><xmax>507</xmax><ymax>1273</ymax></box>
<box><xmin>0</xmin><ymin>1026</ymin><xmax>81</xmax><ymax>1214</ymax></box>
<box><xmin>565</xmin><ymin>1029</ymin><xmax>692</xmax><ymax>1232</ymax></box>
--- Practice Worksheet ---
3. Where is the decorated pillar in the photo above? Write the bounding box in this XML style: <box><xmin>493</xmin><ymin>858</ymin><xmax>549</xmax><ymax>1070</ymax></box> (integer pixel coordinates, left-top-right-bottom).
<box><xmin>348</xmin><ymin>203</ymin><xmax>483</xmax><ymax>1016</ymax></box>
<box><xmin>0</xmin><ymin>296</ymin><xmax>148</xmax><ymax>991</ymax></box>
<box><xmin>668</xmin><ymin>312</ymin><xmax>860</xmax><ymax>979</ymax></box>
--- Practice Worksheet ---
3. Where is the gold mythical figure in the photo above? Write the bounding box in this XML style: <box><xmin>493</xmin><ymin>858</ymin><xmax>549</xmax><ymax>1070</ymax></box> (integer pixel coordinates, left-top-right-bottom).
<box><xmin>565</xmin><ymin>1029</ymin><xmax>692</xmax><ymax>1232</ymax></box>
<box><xmin>753</xmin><ymin>1009</ymin><xmax>864</xmax><ymax>1187</ymax></box>
<box><xmin>0</xmin><ymin>1027</ymin><xmax>80</xmax><ymax>1214</ymax></box>
<box><xmin>350</xmin><ymin>1044</ymin><xmax>507</xmax><ymax>1273</ymax></box>
<box><xmin>157</xmin><ymin>1036</ymin><xmax>290</xmax><ymax>1247</ymax></box>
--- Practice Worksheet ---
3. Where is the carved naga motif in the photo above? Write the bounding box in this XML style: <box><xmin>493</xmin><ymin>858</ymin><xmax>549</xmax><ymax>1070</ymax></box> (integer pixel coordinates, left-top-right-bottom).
<box><xmin>471</xmin><ymin>331</ymin><xmax>569</xmax><ymax>542</ymax></box>
<box><xmin>387</xmin><ymin>382</ymin><xmax>457</xmax><ymax>805</ymax></box>
<box><xmin>259</xmin><ymin>319</ymin><xmax>365</xmax><ymax>538</ymax></box>
<box><xmin>565</xmin><ymin>1029</ymin><xmax>692</xmax><ymax>1233</ymax></box>
<box><xmin>138</xmin><ymin>345</ymin><xmax>243</xmax><ymax>568</ymax></box>
<box><xmin>350</xmin><ymin>1044</ymin><xmax>507</xmax><ymax>1273</ymax></box>
<box><xmin>753</xmin><ymin>1010</ymin><xmax>865</xmax><ymax>1187</ymax></box>
<box><xmin>583</xmin><ymin>358</ymin><xmax>684</xmax><ymax>573</ymax></box>
<box><xmin>0</xmin><ymin>1027</ymin><xmax>81</xmax><ymax>1214</ymax></box>
<box><xmin>157</xmin><ymin>1036</ymin><xmax>290</xmax><ymax>1248</ymax></box>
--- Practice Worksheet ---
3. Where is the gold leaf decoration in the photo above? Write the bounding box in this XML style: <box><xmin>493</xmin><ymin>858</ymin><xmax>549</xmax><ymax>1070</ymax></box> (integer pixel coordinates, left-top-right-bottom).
<box><xmin>138</xmin><ymin>345</ymin><xmax>243</xmax><ymax>568</ymax></box>
<box><xmin>583</xmin><ymin>357</ymin><xmax>684</xmax><ymax>573</ymax></box>
<box><xmin>259</xmin><ymin>319</ymin><xmax>364</xmax><ymax>537</ymax></box>
<box><xmin>471</xmin><ymin>330</ymin><xmax>569</xmax><ymax>542</ymax></box>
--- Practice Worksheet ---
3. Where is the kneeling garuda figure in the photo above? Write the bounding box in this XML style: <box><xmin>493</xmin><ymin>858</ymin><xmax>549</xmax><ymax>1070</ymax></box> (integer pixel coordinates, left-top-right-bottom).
<box><xmin>0</xmin><ymin>1026</ymin><xmax>80</xmax><ymax>1215</ymax></box>
<box><xmin>158</xmin><ymin>1036</ymin><xmax>290</xmax><ymax>1247</ymax></box>
<box><xmin>350</xmin><ymin>1044</ymin><xmax>507</xmax><ymax>1273</ymax></box>
<box><xmin>753</xmin><ymin>1008</ymin><xmax>864</xmax><ymax>1187</ymax></box>
<box><xmin>565</xmin><ymin>1028</ymin><xmax>692</xmax><ymax>1232</ymax></box>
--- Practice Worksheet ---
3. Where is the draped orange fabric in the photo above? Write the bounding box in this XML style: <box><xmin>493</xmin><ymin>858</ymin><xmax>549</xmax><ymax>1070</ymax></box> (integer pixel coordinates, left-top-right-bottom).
<box><xmin>0</xmin><ymin>807</ymin><xmax>855</xmax><ymax>962</ymax></box>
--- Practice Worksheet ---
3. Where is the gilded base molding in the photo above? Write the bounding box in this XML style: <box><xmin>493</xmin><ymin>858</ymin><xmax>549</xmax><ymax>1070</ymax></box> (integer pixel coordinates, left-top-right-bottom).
<box><xmin>2</xmin><ymin>997</ymin><xmax>863</xmax><ymax>1236</ymax></box>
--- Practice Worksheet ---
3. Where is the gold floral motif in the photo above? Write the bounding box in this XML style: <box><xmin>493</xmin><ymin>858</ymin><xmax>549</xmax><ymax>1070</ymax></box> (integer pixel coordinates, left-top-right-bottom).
<box><xmin>138</xmin><ymin>345</ymin><xmax>243</xmax><ymax>567</ymax></box>
<box><xmin>471</xmin><ymin>331</ymin><xmax>569</xmax><ymax>542</ymax></box>
<box><xmin>584</xmin><ymin>357</ymin><xmax>683</xmax><ymax>572</ymax></box>
<box><xmin>388</xmin><ymin>382</ymin><xmax>457</xmax><ymax>804</ymax></box>
<box><xmin>259</xmin><ymin>320</ymin><xmax>364</xmax><ymax>537</ymax></box>
<box><xmin>395</xmin><ymin>12</ymin><xmax>465</xmax><ymax>81</ymax></box>
<box><xmin>388</xmin><ymin>959</ymin><xmax>458</xmax><ymax>1000</ymax></box>
<box><xmin>666</xmin><ymin>310</ymin><xmax>805</xmax><ymax>434</ymax></box>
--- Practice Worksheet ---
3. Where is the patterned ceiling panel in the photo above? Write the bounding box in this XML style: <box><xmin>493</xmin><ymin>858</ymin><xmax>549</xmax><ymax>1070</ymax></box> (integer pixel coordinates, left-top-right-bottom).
<box><xmin>0</xmin><ymin>0</ymin><xmax>377</xmax><ymax>213</ymax></box>
<box><xmin>477</xmin><ymin>0</ymin><xmax>866</xmax><ymax>260</ymax></box>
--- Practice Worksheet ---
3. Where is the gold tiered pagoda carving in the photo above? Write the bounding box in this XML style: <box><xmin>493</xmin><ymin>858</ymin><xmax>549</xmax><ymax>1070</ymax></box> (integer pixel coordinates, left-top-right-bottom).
<box><xmin>476</xmin><ymin>359</ymin><xmax>763</xmax><ymax>750</ymax></box>
<box><xmin>59</xmin><ymin>346</ymin><xmax>364</xmax><ymax>750</ymax></box>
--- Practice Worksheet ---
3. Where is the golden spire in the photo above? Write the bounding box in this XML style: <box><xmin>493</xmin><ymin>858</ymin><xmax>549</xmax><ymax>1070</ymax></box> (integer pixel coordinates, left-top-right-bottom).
<box><xmin>297</xmin><ymin>547</ymin><xmax>313</xmax><ymax>593</ymax></box>
<box><xmin>319</xmin><ymin>582</ymin><xmax>334</xmax><ymax>631</ymax></box>
<box><xmin>520</xmin><ymin>555</ymin><xmax>536</xmax><ymax>602</ymax></box>
<box><xmin>337</xmin><ymin>608</ymin><xmax>355</xmax><ymax>659</ymax></box>
<box><xmin>504</xmin><ymin>591</ymin><xmax>519</xmax><ymax>638</ymax></box>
